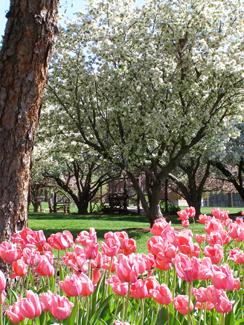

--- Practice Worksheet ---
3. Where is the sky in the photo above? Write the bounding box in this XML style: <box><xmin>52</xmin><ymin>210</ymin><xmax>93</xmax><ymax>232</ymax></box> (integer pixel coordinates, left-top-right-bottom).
<box><xmin>0</xmin><ymin>0</ymin><xmax>144</xmax><ymax>38</ymax></box>
<box><xmin>0</xmin><ymin>0</ymin><xmax>87</xmax><ymax>38</ymax></box>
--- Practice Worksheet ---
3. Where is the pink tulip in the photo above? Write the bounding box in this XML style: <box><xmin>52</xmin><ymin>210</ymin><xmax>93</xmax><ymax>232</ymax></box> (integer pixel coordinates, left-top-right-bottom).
<box><xmin>211</xmin><ymin>208</ymin><xmax>230</xmax><ymax>222</ymax></box>
<box><xmin>12</xmin><ymin>259</ymin><xmax>28</xmax><ymax>277</ymax></box>
<box><xmin>19</xmin><ymin>291</ymin><xmax>42</xmax><ymax>319</ymax></box>
<box><xmin>107</xmin><ymin>275</ymin><xmax>129</xmax><ymax>296</ymax></box>
<box><xmin>60</xmin><ymin>273</ymin><xmax>82</xmax><ymax>297</ymax></box>
<box><xmin>0</xmin><ymin>242</ymin><xmax>20</xmax><ymax>263</ymax></box>
<box><xmin>214</xmin><ymin>293</ymin><xmax>233</xmax><ymax>313</ymax></box>
<box><xmin>150</xmin><ymin>284</ymin><xmax>172</xmax><ymax>305</ymax></box>
<box><xmin>229</xmin><ymin>248</ymin><xmax>244</xmax><ymax>264</ymax></box>
<box><xmin>212</xmin><ymin>265</ymin><xmax>236</xmax><ymax>291</ymax></box>
<box><xmin>144</xmin><ymin>277</ymin><xmax>159</xmax><ymax>297</ymax></box>
<box><xmin>130</xmin><ymin>279</ymin><xmax>148</xmax><ymax>299</ymax></box>
<box><xmin>76</xmin><ymin>228</ymin><xmax>97</xmax><ymax>246</ymax></box>
<box><xmin>50</xmin><ymin>294</ymin><xmax>74</xmax><ymax>320</ymax></box>
<box><xmin>116</xmin><ymin>254</ymin><xmax>140</xmax><ymax>283</ymax></box>
<box><xmin>204</xmin><ymin>244</ymin><xmax>223</xmax><ymax>264</ymax></box>
<box><xmin>6</xmin><ymin>302</ymin><xmax>25</xmax><ymax>324</ymax></box>
<box><xmin>122</xmin><ymin>238</ymin><xmax>137</xmax><ymax>255</ymax></box>
<box><xmin>195</xmin><ymin>234</ymin><xmax>206</xmax><ymax>244</ymax></box>
<box><xmin>151</xmin><ymin>217</ymin><xmax>168</xmax><ymax>235</ymax></box>
<box><xmin>205</xmin><ymin>218</ymin><xmax>223</xmax><ymax>235</ymax></box>
<box><xmin>175</xmin><ymin>230</ymin><xmax>195</xmax><ymax>256</ymax></box>
<box><xmin>12</xmin><ymin>228</ymin><xmax>46</xmax><ymax>247</ymax></box>
<box><xmin>48</xmin><ymin>230</ymin><xmax>73</xmax><ymax>250</ymax></box>
<box><xmin>173</xmin><ymin>295</ymin><xmax>193</xmax><ymax>315</ymax></box>
<box><xmin>182</xmin><ymin>219</ymin><xmax>190</xmax><ymax>228</ymax></box>
<box><xmin>79</xmin><ymin>273</ymin><xmax>94</xmax><ymax>296</ymax></box>
<box><xmin>195</xmin><ymin>301</ymin><xmax>214</xmax><ymax>310</ymax></box>
<box><xmin>147</xmin><ymin>236</ymin><xmax>165</xmax><ymax>256</ymax></box>
<box><xmin>22</xmin><ymin>247</ymin><xmax>41</xmax><ymax>266</ymax></box>
<box><xmin>186</xmin><ymin>207</ymin><xmax>196</xmax><ymax>218</ymax></box>
<box><xmin>114</xmin><ymin>321</ymin><xmax>130</xmax><ymax>325</ymax></box>
<box><xmin>197</xmin><ymin>257</ymin><xmax>213</xmax><ymax>281</ymax></box>
<box><xmin>206</xmin><ymin>230</ymin><xmax>230</xmax><ymax>246</ymax></box>
<box><xmin>102</xmin><ymin>232</ymin><xmax>121</xmax><ymax>257</ymax></box>
<box><xmin>177</xmin><ymin>210</ymin><xmax>189</xmax><ymax>221</ymax></box>
<box><xmin>39</xmin><ymin>291</ymin><xmax>53</xmax><ymax>311</ymax></box>
<box><xmin>174</xmin><ymin>253</ymin><xmax>200</xmax><ymax>282</ymax></box>
<box><xmin>198</xmin><ymin>214</ymin><xmax>211</xmax><ymax>224</ymax></box>
<box><xmin>205</xmin><ymin>285</ymin><xmax>224</xmax><ymax>305</ymax></box>
<box><xmin>84</xmin><ymin>242</ymin><xmax>99</xmax><ymax>260</ymax></box>
<box><xmin>0</xmin><ymin>270</ymin><xmax>6</xmax><ymax>291</ymax></box>
<box><xmin>35</xmin><ymin>256</ymin><xmax>55</xmax><ymax>277</ymax></box>
<box><xmin>155</xmin><ymin>252</ymin><xmax>172</xmax><ymax>271</ymax></box>
<box><xmin>192</xmin><ymin>287</ymin><xmax>208</xmax><ymax>303</ymax></box>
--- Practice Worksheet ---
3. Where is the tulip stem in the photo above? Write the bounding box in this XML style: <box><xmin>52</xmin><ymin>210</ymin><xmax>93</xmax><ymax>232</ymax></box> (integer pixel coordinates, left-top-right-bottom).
<box><xmin>220</xmin><ymin>313</ymin><xmax>225</xmax><ymax>325</ymax></box>
<box><xmin>122</xmin><ymin>285</ymin><xmax>130</xmax><ymax>322</ymax></box>
<box><xmin>140</xmin><ymin>299</ymin><xmax>145</xmax><ymax>325</ymax></box>
<box><xmin>0</xmin><ymin>301</ymin><xmax>2</xmax><ymax>325</ymax></box>
<box><xmin>187</xmin><ymin>282</ymin><xmax>193</xmax><ymax>325</ymax></box>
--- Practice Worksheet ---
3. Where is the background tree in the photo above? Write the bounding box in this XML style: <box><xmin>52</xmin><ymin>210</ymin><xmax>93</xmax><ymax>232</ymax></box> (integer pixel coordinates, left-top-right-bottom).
<box><xmin>169</xmin><ymin>154</ymin><xmax>211</xmax><ymax>216</ymax></box>
<box><xmin>0</xmin><ymin>0</ymin><xmax>59</xmax><ymax>241</ymax></box>
<box><xmin>46</xmin><ymin>0</ymin><xmax>243</xmax><ymax>226</ymax></box>
<box><xmin>211</xmin><ymin>123</ymin><xmax>244</xmax><ymax>201</ymax></box>
<box><xmin>34</xmin><ymin>111</ymin><xmax>120</xmax><ymax>214</ymax></box>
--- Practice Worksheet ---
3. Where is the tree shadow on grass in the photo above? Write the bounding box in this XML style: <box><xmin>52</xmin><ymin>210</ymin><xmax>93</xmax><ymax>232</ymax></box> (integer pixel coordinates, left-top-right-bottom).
<box><xmin>29</xmin><ymin>212</ymin><xmax>149</xmax><ymax>223</ymax></box>
<box><xmin>42</xmin><ymin>227</ymin><xmax>150</xmax><ymax>240</ymax></box>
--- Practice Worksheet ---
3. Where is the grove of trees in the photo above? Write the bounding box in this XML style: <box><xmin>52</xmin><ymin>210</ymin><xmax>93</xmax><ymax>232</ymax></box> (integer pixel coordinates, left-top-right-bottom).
<box><xmin>42</xmin><ymin>0</ymin><xmax>244</xmax><ymax>225</ymax></box>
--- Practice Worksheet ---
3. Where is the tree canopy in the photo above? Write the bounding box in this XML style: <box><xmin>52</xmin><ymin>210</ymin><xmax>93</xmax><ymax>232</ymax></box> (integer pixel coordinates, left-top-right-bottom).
<box><xmin>44</xmin><ymin>0</ymin><xmax>244</xmax><ymax>223</ymax></box>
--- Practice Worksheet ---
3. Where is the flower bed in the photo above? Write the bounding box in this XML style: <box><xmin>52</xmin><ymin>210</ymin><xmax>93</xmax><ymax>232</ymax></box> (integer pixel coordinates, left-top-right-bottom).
<box><xmin>0</xmin><ymin>208</ymin><xmax>243</xmax><ymax>324</ymax></box>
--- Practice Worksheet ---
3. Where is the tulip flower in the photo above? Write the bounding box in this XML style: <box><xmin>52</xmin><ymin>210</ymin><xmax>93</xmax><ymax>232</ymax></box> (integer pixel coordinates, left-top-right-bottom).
<box><xmin>6</xmin><ymin>302</ymin><xmax>25</xmax><ymax>324</ymax></box>
<box><xmin>19</xmin><ymin>291</ymin><xmax>42</xmax><ymax>319</ymax></box>
<box><xmin>60</xmin><ymin>273</ymin><xmax>82</xmax><ymax>297</ymax></box>
<box><xmin>212</xmin><ymin>265</ymin><xmax>236</xmax><ymax>291</ymax></box>
<box><xmin>116</xmin><ymin>254</ymin><xmax>140</xmax><ymax>283</ymax></box>
<box><xmin>76</xmin><ymin>228</ymin><xmax>97</xmax><ymax>246</ymax></box>
<box><xmin>150</xmin><ymin>284</ymin><xmax>172</xmax><ymax>305</ymax></box>
<box><xmin>79</xmin><ymin>273</ymin><xmax>94</xmax><ymax>296</ymax></box>
<box><xmin>0</xmin><ymin>242</ymin><xmax>19</xmax><ymax>263</ymax></box>
<box><xmin>12</xmin><ymin>259</ymin><xmax>28</xmax><ymax>277</ymax></box>
<box><xmin>130</xmin><ymin>279</ymin><xmax>148</xmax><ymax>299</ymax></box>
<box><xmin>50</xmin><ymin>294</ymin><xmax>74</xmax><ymax>320</ymax></box>
<box><xmin>173</xmin><ymin>295</ymin><xmax>193</xmax><ymax>315</ymax></box>
<box><xmin>39</xmin><ymin>291</ymin><xmax>53</xmax><ymax>311</ymax></box>
<box><xmin>174</xmin><ymin>253</ymin><xmax>200</xmax><ymax>282</ymax></box>
<box><xmin>0</xmin><ymin>271</ymin><xmax>6</xmax><ymax>292</ymax></box>
<box><xmin>107</xmin><ymin>275</ymin><xmax>129</xmax><ymax>296</ymax></box>
<box><xmin>48</xmin><ymin>230</ymin><xmax>73</xmax><ymax>250</ymax></box>
<box><xmin>35</xmin><ymin>255</ymin><xmax>55</xmax><ymax>277</ymax></box>
<box><xmin>204</xmin><ymin>244</ymin><xmax>223</xmax><ymax>264</ymax></box>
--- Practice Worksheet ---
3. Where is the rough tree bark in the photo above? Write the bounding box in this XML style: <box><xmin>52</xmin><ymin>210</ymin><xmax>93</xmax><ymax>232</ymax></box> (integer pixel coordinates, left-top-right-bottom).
<box><xmin>0</xmin><ymin>0</ymin><xmax>59</xmax><ymax>242</ymax></box>
<box><xmin>169</xmin><ymin>159</ymin><xmax>211</xmax><ymax>217</ymax></box>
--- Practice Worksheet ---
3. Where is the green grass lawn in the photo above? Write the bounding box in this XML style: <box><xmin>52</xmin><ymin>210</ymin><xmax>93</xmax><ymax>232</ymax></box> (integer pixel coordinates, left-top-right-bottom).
<box><xmin>28</xmin><ymin>212</ymin><xmax>206</xmax><ymax>253</ymax></box>
<box><xmin>28</xmin><ymin>206</ymin><xmax>243</xmax><ymax>253</ymax></box>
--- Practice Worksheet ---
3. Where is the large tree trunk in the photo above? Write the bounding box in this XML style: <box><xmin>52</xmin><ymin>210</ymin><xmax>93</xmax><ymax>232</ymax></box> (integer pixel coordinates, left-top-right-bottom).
<box><xmin>185</xmin><ymin>193</ymin><xmax>202</xmax><ymax>218</ymax></box>
<box><xmin>0</xmin><ymin>0</ymin><xmax>59</xmax><ymax>242</ymax></box>
<box><xmin>127</xmin><ymin>172</ymin><xmax>163</xmax><ymax>227</ymax></box>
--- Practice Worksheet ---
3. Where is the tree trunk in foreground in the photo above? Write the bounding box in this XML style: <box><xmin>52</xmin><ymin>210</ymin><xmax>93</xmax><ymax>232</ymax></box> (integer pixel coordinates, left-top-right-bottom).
<box><xmin>0</xmin><ymin>0</ymin><xmax>59</xmax><ymax>242</ymax></box>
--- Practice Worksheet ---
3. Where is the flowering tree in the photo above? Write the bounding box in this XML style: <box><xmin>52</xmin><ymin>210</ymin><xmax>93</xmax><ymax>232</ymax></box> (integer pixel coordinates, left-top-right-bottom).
<box><xmin>46</xmin><ymin>0</ymin><xmax>243</xmax><ymax>225</ymax></box>
<box><xmin>0</xmin><ymin>0</ymin><xmax>59</xmax><ymax>241</ymax></box>
<box><xmin>34</xmin><ymin>116</ymin><xmax>120</xmax><ymax>214</ymax></box>
<box><xmin>211</xmin><ymin>123</ymin><xmax>244</xmax><ymax>201</ymax></box>
<box><xmin>169</xmin><ymin>155</ymin><xmax>211</xmax><ymax>216</ymax></box>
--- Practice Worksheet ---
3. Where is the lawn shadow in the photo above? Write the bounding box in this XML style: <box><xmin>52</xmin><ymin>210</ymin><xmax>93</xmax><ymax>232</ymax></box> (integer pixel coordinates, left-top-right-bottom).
<box><xmin>29</xmin><ymin>212</ymin><xmax>149</xmax><ymax>223</ymax></box>
<box><xmin>42</xmin><ymin>227</ymin><xmax>150</xmax><ymax>240</ymax></box>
